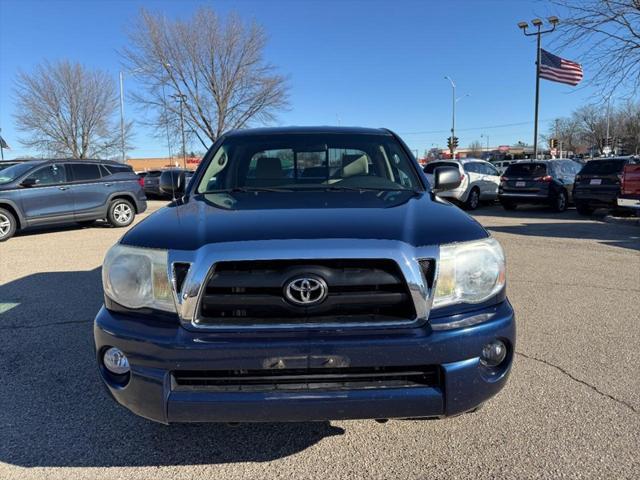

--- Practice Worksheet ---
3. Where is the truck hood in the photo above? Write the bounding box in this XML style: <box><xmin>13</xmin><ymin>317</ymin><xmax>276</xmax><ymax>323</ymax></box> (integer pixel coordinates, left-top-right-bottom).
<box><xmin>120</xmin><ymin>191</ymin><xmax>488</xmax><ymax>250</ymax></box>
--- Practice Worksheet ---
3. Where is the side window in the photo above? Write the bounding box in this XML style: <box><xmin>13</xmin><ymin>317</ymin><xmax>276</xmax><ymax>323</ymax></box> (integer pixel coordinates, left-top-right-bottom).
<box><xmin>485</xmin><ymin>164</ymin><xmax>499</xmax><ymax>176</ymax></box>
<box><xmin>465</xmin><ymin>163</ymin><xmax>479</xmax><ymax>174</ymax></box>
<box><xmin>70</xmin><ymin>163</ymin><xmax>102</xmax><ymax>182</ymax></box>
<box><xmin>99</xmin><ymin>165</ymin><xmax>112</xmax><ymax>177</ymax></box>
<box><xmin>25</xmin><ymin>164</ymin><xmax>67</xmax><ymax>186</ymax></box>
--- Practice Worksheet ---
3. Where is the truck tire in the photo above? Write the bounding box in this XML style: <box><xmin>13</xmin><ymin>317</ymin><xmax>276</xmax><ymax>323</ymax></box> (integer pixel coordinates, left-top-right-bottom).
<box><xmin>0</xmin><ymin>207</ymin><xmax>17</xmax><ymax>242</ymax></box>
<box><xmin>108</xmin><ymin>199</ymin><xmax>135</xmax><ymax>228</ymax></box>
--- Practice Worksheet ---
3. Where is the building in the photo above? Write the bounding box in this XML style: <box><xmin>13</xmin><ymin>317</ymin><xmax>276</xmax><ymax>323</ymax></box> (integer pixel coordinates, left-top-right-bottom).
<box><xmin>126</xmin><ymin>156</ymin><xmax>202</xmax><ymax>172</ymax></box>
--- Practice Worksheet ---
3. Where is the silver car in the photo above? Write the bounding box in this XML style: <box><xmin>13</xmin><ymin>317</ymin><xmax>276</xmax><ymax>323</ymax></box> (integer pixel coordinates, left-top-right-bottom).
<box><xmin>423</xmin><ymin>159</ymin><xmax>501</xmax><ymax>210</ymax></box>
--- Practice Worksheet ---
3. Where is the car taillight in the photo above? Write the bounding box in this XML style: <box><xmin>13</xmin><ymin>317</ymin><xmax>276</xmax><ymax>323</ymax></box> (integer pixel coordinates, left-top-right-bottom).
<box><xmin>500</xmin><ymin>176</ymin><xmax>509</xmax><ymax>183</ymax></box>
<box><xmin>138</xmin><ymin>177</ymin><xmax>144</xmax><ymax>187</ymax></box>
<box><xmin>534</xmin><ymin>175</ymin><xmax>553</xmax><ymax>182</ymax></box>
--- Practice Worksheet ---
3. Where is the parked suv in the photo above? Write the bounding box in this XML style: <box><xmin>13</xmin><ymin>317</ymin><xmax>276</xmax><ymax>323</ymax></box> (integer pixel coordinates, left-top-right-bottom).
<box><xmin>0</xmin><ymin>159</ymin><xmax>146</xmax><ymax>241</ymax></box>
<box><xmin>423</xmin><ymin>158</ymin><xmax>500</xmax><ymax>210</ymax></box>
<box><xmin>499</xmin><ymin>159</ymin><xmax>582</xmax><ymax>212</ymax></box>
<box><xmin>95</xmin><ymin>127</ymin><xmax>515</xmax><ymax>424</ymax></box>
<box><xmin>573</xmin><ymin>157</ymin><xmax>638</xmax><ymax>215</ymax></box>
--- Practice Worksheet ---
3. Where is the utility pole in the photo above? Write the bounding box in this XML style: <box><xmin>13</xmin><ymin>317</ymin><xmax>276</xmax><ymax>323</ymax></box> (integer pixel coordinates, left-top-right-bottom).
<box><xmin>518</xmin><ymin>17</ymin><xmax>559</xmax><ymax>160</ymax></box>
<box><xmin>604</xmin><ymin>95</ymin><xmax>612</xmax><ymax>156</ymax></box>
<box><xmin>172</xmin><ymin>93</ymin><xmax>188</xmax><ymax>169</ymax></box>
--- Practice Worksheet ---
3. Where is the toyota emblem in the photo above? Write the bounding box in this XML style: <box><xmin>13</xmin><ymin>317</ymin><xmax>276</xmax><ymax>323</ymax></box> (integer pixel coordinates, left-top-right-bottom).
<box><xmin>284</xmin><ymin>276</ymin><xmax>328</xmax><ymax>306</ymax></box>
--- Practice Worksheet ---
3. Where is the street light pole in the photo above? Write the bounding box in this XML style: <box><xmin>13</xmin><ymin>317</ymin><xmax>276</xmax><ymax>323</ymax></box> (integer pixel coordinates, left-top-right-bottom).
<box><xmin>119</xmin><ymin>71</ymin><xmax>125</xmax><ymax>163</ymax></box>
<box><xmin>518</xmin><ymin>17</ymin><xmax>559</xmax><ymax>160</ymax></box>
<box><xmin>172</xmin><ymin>93</ymin><xmax>188</xmax><ymax>169</ymax></box>
<box><xmin>445</xmin><ymin>76</ymin><xmax>456</xmax><ymax>159</ymax></box>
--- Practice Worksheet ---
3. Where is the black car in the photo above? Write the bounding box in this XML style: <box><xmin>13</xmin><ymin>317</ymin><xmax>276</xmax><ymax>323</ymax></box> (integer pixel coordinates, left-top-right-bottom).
<box><xmin>573</xmin><ymin>157</ymin><xmax>639</xmax><ymax>215</ymax></box>
<box><xmin>142</xmin><ymin>170</ymin><xmax>164</xmax><ymax>198</ymax></box>
<box><xmin>0</xmin><ymin>159</ymin><xmax>147</xmax><ymax>241</ymax></box>
<box><xmin>499</xmin><ymin>160</ymin><xmax>582</xmax><ymax>212</ymax></box>
<box><xmin>158</xmin><ymin>168</ymin><xmax>194</xmax><ymax>198</ymax></box>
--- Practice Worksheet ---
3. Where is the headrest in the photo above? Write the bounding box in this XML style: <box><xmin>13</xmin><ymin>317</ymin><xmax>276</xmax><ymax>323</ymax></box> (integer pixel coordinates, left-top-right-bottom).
<box><xmin>341</xmin><ymin>154</ymin><xmax>369</xmax><ymax>177</ymax></box>
<box><xmin>254</xmin><ymin>157</ymin><xmax>283</xmax><ymax>178</ymax></box>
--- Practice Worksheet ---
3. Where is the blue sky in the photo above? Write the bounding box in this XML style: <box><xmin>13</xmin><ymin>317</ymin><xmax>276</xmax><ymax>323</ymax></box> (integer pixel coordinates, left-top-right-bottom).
<box><xmin>0</xmin><ymin>0</ymin><xmax>602</xmax><ymax>159</ymax></box>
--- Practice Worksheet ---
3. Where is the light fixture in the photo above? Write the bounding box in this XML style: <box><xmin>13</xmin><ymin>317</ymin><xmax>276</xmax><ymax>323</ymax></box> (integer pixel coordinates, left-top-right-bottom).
<box><xmin>548</xmin><ymin>16</ymin><xmax>560</xmax><ymax>25</ymax></box>
<box><xmin>531</xmin><ymin>18</ymin><xmax>543</xmax><ymax>27</ymax></box>
<box><xmin>517</xmin><ymin>21</ymin><xmax>528</xmax><ymax>30</ymax></box>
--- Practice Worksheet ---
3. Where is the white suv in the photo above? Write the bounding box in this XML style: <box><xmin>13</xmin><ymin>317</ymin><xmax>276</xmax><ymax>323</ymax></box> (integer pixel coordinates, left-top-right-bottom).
<box><xmin>423</xmin><ymin>159</ymin><xmax>501</xmax><ymax>210</ymax></box>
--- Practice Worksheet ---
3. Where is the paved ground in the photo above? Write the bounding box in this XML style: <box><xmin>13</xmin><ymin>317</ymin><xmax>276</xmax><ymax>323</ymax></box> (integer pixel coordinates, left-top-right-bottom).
<box><xmin>1</xmin><ymin>201</ymin><xmax>638</xmax><ymax>480</ymax></box>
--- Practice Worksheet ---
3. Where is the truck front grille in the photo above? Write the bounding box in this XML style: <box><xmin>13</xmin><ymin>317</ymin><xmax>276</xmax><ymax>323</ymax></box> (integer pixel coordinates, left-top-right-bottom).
<box><xmin>171</xmin><ymin>365</ymin><xmax>441</xmax><ymax>392</ymax></box>
<box><xmin>197</xmin><ymin>259</ymin><xmax>419</xmax><ymax>326</ymax></box>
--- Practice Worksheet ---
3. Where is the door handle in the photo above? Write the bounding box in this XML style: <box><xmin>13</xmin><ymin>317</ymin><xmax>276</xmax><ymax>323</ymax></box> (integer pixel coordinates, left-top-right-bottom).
<box><xmin>104</xmin><ymin>183</ymin><xmax>113</xmax><ymax>187</ymax></box>
<box><xmin>58</xmin><ymin>186</ymin><xmax>68</xmax><ymax>191</ymax></box>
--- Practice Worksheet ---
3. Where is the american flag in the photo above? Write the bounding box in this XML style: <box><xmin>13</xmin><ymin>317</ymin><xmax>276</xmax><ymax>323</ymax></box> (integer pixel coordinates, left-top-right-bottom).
<box><xmin>539</xmin><ymin>49</ymin><xmax>583</xmax><ymax>86</ymax></box>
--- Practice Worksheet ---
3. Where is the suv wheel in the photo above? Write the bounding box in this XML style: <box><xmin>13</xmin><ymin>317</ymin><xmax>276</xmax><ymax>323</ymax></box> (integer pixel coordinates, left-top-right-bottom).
<box><xmin>575</xmin><ymin>202</ymin><xmax>594</xmax><ymax>216</ymax></box>
<box><xmin>0</xmin><ymin>208</ymin><xmax>17</xmax><ymax>242</ymax></box>
<box><xmin>552</xmin><ymin>190</ymin><xmax>568</xmax><ymax>213</ymax></box>
<box><xmin>108</xmin><ymin>199</ymin><xmax>135</xmax><ymax>227</ymax></box>
<box><xmin>464</xmin><ymin>188</ymin><xmax>480</xmax><ymax>210</ymax></box>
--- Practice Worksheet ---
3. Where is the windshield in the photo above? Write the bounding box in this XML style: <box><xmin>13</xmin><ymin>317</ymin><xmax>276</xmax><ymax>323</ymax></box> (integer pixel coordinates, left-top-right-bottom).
<box><xmin>0</xmin><ymin>162</ymin><xmax>39</xmax><ymax>184</ymax></box>
<box><xmin>579</xmin><ymin>159</ymin><xmax>627</xmax><ymax>175</ymax></box>
<box><xmin>504</xmin><ymin>163</ymin><xmax>547</xmax><ymax>177</ymax></box>
<box><xmin>423</xmin><ymin>162</ymin><xmax>459</xmax><ymax>174</ymax></box>
<box><xmin>196</xmin><ymin>133</ymin><xmax>423</xmax><ymax>193</ymax></box>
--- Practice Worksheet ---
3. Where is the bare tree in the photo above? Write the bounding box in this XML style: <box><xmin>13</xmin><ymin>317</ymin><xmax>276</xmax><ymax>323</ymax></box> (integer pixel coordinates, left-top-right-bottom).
<box><xmin>467</xmin><ymin>141</ymin><xmax>484</xmax><ymax>158</ymax></box>
<box><xmin>122</xmin><ymin>7</ymin><xmax>289</xmax><ymax>147</ymax></box>
<box><xmin>14</xmin><ymin>60</ymin><xmax>130</xmax><ymax>159</ymax></box>
<box><xmin>550</xmin><ymin>0</ymin><xmax>640</xmax><ymax>97</ymax></box>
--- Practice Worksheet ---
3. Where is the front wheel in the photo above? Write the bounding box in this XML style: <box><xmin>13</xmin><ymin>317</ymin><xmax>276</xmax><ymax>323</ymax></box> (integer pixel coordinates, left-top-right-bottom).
<box><xmin>0</xmin><ymin>207</ymin><xmax>17</xmax><ymax>242</ymax></box>
<box><xmin>552</xmin><ymin>190</ymin><xmax>568</xmax><ymax>213</ymax></box>
<box><xmin>108</xmin><ymin>199</ymin><xmax>135</xmax><ymax>228</ymax></box>
<box><xmin>464</xmin><ymin>188</ymin><xmax>480</xmax><ymax>210</ymax></box>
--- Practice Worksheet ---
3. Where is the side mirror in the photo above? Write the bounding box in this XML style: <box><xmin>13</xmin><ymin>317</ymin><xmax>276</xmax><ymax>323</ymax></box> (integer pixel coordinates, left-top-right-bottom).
<box><xmin>432</xmin><ymin>166</ymin><xmax>461</xmax><ymax>193</ymax></box>
<box><xmin>20</xmin><ymin>178</ymin><xmax>38</xmax><ymax>188</ymax></box>
<box><xmin>159</xmin><ymin>170</ymin><xmax>186</xmax><ymax>197</ymax></box>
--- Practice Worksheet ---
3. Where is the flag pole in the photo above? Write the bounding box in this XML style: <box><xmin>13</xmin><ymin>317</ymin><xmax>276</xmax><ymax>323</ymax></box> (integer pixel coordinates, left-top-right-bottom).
<box><xmin>518</xmin><ymin>18</ymin><xmax>558</xmax><ymax>160</ymax></box>
<box><xmin>533</xmin><ymin>28</ymin><xmax>541</xmax><ymax>160</ymax></box>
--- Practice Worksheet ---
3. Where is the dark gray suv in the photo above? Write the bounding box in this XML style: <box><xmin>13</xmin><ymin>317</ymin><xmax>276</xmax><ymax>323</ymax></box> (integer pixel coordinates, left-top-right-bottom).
<box><xmin>0</xmin><ymin>159</ymin><xmax>147</xmax><ymax>241</ymax></box>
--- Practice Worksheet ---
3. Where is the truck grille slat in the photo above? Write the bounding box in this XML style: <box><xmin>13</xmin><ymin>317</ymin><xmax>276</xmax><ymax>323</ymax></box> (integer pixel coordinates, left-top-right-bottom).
<box><xmin>197</xmin><ymin>259</ymin><xmax>420</xmax><ymax>326</ymax></box>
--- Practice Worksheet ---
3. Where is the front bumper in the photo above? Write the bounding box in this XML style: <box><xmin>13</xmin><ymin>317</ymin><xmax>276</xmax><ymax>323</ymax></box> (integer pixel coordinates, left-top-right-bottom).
<box><xmin>94</xmin><ymin>301</ymin><xmax>515</xmax><ymax>424</ymax></box>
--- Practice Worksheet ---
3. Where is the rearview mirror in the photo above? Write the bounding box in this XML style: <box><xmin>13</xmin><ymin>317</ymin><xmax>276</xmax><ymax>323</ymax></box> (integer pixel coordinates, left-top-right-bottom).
<box><xmin>20</xmin><ymin>178</ymin><xmax>38</xmax><ymax>188</ymax></box>
<box><xmin>432</xmin><ymin>166</ymin><xmax>461</xmax><ymax>193</ymax></box>
<box><xmin>159</xmin><ymin>170</ymin><xmax>186</xmax><ymax>197</ymax></box>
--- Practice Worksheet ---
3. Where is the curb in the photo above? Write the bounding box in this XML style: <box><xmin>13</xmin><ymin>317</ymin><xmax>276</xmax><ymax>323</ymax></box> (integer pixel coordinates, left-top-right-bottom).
<box><xmin>603</xmin><ymin>214</ymin><xmax>640</xmax><ymax>226</ymax></box>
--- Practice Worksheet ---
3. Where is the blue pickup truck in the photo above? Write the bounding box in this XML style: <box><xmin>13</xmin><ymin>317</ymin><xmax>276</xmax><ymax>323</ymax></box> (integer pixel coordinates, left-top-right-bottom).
<box><xmin>95</xmin><ymin>127</ymin><xmax>515</xmax><ymax>424</ymax></box>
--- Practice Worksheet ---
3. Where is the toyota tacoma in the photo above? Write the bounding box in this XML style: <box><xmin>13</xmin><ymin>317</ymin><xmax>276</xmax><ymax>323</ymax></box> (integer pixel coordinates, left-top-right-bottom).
<box><xmin>94</xmin><ymin>126</ymin><xmax>515</xmax><ymax>424</ymax></box>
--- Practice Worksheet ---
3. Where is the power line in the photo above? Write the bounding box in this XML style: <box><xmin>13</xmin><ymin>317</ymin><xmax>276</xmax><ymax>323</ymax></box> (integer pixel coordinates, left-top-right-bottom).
<box><xmin>399</xmin><ymin>118</ymin><xmax>555</xmax><ymax>135</ymax></box>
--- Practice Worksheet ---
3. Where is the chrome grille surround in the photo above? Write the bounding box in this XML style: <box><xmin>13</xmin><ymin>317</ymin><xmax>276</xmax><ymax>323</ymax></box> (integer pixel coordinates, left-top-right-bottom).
<box><xmin>167</xmin><ymin>239</ymin><xmax>438</xmax><ymax>331</ymax></box>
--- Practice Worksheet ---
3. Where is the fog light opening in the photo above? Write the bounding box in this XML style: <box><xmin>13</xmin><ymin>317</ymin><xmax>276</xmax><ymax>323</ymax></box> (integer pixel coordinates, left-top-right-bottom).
<box><xmin>480</xmin><ymin>339</ymin><xmax>507</xmax><ymax>367</ymax></box>
<box><xmin>103</xmin><ymin>347</ymin><xmax>130</xmax><ymax>375</ymax></box>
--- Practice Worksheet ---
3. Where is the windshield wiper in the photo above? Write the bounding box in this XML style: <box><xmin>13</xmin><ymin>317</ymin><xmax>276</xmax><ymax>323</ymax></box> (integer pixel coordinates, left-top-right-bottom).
<box><xmin>200</xmin><ymin>187</ymin><xmax>295</xmax><ymax>194</ymax></box>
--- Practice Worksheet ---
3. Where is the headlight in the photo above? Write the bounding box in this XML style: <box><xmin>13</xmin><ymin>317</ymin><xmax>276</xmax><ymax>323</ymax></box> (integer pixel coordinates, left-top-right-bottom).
<box><xmin>102</xmin><ymin>244</ymin><xmax>175</xmax><ymax>312</ymax></box>
<box><xmin>432</xmin><ymin>237</ymin><xmax>505</xmax><ymax>308</ymax></box>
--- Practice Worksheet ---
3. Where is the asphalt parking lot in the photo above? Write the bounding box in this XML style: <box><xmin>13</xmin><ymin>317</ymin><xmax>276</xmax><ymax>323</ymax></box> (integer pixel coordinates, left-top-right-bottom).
<box><xmin>1</xmin><ymin>200</ymin><xmax>638</xmax><ymax>480</ymax></box>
